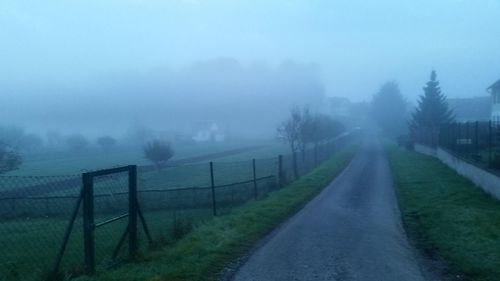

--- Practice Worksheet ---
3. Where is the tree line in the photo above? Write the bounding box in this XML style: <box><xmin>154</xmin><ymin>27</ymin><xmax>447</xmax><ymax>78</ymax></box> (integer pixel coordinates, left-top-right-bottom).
<box><xmin>0</xmin><ymin>126</ymin><xmax>175</xmax><ymax>174</ymax></box>
<box><xmin>371</xmin><ymin>70</ymin><xmax>454</xmax><ymax>142</ymax></box>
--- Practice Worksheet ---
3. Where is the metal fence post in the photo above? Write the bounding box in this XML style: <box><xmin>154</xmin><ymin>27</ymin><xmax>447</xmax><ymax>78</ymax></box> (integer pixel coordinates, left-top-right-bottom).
<box><xmin>292</xmin><ymin>151</ymin><xmax>299</xmax><ymax>180</ymax></box>
<box><xmin>466</xmin><ymin>122</ymin><xmax>470</xmax><ymax>156</ymax></box>
<box><xmin>82</xmin><ymin>173</ymin><xmax>95</xmax><ymax>274</ymax></box>
<box><xmin>128</xmin><ymin>165</ymin><xmax>138</xmax><ymax>256</ymax></box>
<box><xmin>210</xmin><ymin>162</ymin><xmax>217</xmax><ymax>216</ymax></box>
<box><xmin>252</xmin><ymin>159</ymin><xmax>258</xmax><ymax>200</ymax></box>
<box><xmin>475</xmin><ymin>121</ymin><xmax>479</xmax><ymax>154</ymax></box>
<box><xmin>457</xmin><ymin>122</ymin><xmax>462</xmax><ymax>154</ymax></box>
<box><xmin>489</xmin><ymin>120</ymin><xmax>493</xmax><ymax>166</ymax></box>
<box><xmin>314</xmin><ymin>145</ymin><xmax>318</xmax><ymax>167</ymax></box>
<box><xmin>278</xmin><ymin>155</ymin><xmax>283</xmax><ymax>188</ymax></box>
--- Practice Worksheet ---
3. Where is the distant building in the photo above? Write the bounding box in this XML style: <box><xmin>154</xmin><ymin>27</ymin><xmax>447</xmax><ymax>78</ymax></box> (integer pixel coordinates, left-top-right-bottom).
<box><xmin>488</xmin><ymin>79</ymin><xmax>500</xmax><ymax>122</ymax></box>
<box><xmin>192</xmin><ymin>121</ymin><xmax>225</xmax><ymax>143</ymax></box>
<box><xmin>448</xmin><ymin>96</ymin><xmax>491</xmax><ymax>122</ymax></box>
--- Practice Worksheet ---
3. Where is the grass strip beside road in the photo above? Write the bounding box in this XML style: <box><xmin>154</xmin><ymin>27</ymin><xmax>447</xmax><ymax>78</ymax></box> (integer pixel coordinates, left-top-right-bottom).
<box><xmin>386</xmin><ymin>145</ymin><xmax>500</xmax><ymax>281</ymax></box>
<box><xmin>79</xmin><ymin>144</ymin><xmax>358</xmax><ymax>281</ymax></box>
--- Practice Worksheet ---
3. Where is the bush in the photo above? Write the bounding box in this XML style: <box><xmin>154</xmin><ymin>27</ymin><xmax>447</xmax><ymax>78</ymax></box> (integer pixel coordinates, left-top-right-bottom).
<box><xmin>143</xmin><ymin>140</ymin><xmax>174</xmax><ymax>168</ymax></box>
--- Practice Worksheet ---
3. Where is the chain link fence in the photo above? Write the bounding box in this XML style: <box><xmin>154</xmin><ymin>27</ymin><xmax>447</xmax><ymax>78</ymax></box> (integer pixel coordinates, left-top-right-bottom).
<box><xmin>0</xmin><ymin>133</ymin><xmax>355</xmax><ymax>281</ymax></box>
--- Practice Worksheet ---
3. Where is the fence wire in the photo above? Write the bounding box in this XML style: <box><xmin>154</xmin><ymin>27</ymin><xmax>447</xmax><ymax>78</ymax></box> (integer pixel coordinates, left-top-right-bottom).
<box><xmin>0</xmin><ymin>175</ymin><xmax>84</xmax><ymax>281</ymax></box>
<box><xmin>0</xmin><ymin>133</ymin><xmax>355</xmax><ymax>281</ymax></box>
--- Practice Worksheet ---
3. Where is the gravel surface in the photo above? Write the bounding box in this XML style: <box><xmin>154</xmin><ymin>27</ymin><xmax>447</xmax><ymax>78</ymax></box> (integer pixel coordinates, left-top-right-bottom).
<box><xmin>230</xmin><ymin>139</ymin><xmax>442</xmax><ymax>281</ymax></box>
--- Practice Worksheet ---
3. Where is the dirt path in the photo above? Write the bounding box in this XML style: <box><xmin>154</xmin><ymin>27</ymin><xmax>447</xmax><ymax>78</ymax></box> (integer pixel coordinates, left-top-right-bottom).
<box><xmin>230</xmin><ymin>138</ymin><xmax>440</xmax><ymax>281</ymax></box>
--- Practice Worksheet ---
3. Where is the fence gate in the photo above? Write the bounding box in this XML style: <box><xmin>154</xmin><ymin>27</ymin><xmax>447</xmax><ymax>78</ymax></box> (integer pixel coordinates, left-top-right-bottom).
<box><xmin>51</xmin><ymin>165</ymin><xmax>152</xmax><ymax>277</ymax></box>
<box><xmin>82</xmin><ymin>165</ymin><xmax>152</xmax><ymax>274</ymax></box>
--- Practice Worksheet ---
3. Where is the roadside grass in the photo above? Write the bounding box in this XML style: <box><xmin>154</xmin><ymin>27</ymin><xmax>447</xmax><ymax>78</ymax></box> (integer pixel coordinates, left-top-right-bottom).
<box><xmin>76</xmin><ymin>144</ymin><xmax>358</xmax><ymax>281</ymax></box>
<box><xmin>386</xmin><ymin>144</ymin><xmax>500</xmax><ymax>281</ymax></box>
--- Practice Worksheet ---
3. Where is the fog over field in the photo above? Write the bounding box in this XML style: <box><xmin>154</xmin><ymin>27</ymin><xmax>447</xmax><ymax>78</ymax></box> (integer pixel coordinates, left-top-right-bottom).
<box><xmin>1</xmin><ymin>0</ymin><xmax>500</xmax><ymax>137</ymax></box>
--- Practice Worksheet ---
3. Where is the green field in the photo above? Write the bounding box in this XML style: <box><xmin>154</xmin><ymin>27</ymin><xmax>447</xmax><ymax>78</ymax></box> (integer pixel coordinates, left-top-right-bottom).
<box><xmin>386</xmin><ymin>144</ymin><xmax>500</xmax><ymax>281</ymax></box>
<box><xmin>0</xmin><ymin>140</ymin><xmax>287</xmax><ymax>197</ymax></box>
<box><xmin>0</xmin><ymin>136</ymin><xmax>353</xmax><ymax>281</ymax></box>
<box><xmin>6</xmin><ymin>140</ymin><xmax>287</xmax><ymax>176</ymax></box>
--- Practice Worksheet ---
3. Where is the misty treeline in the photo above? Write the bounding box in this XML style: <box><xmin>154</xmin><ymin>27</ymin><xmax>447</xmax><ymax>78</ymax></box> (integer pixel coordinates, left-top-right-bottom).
<box><xmin>277</xmin><ymin>107</ymin><xmax>345</xmax><ymax>178</ymax></box>
<box><xmin>0</xmin><ymin>125</ymin><xmax>118</xmax><ymax>152</ymax></box>
<box><xmin>371</xmin><ymin>70</ymin><xmax>454</xmax><ymax>140</ymax></box>
<box><xmin>0</xmin><ymin>58</ymin><xmax>325</xmax><ymax>138</ymax></box>
<box><xmin>0</xmin><ymin>125</ymin><xmax>122</xmax><ymax>173</ymax></box>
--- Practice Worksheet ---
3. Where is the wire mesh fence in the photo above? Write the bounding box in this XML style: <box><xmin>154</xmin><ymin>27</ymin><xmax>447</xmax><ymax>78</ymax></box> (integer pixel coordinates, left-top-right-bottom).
<box><xmin>0</xmin><ymin>133</ymin><xmax>355</xmax><ymax>281</ymax></box>
<box><xmin>0</xmin><ymin>175</ymin><xmax>84</xmax><ymax>281</ymax></box>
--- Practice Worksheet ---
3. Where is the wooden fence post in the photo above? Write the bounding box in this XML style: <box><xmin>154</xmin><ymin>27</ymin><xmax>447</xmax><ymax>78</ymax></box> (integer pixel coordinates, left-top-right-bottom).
<box><xmin>252</xmin><ymin>159</ymin><xmax>257</xmax><ymax>199</ymax></box>
<box><xmin>278</xmin><ymin>155</ymin><xmax>283</xmax><ymax>188</ymax></box>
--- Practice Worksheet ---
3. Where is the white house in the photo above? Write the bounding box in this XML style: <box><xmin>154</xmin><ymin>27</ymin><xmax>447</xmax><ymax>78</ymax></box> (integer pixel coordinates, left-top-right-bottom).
<box><xmin>192</xmin><ymin>121</ymin><xmax>225</xmax><ymax>142</ymax></box>
<box><xmin>488</xmin><ymin>79</ymin><xmax>500</xmax><ymax>123</ymax></box>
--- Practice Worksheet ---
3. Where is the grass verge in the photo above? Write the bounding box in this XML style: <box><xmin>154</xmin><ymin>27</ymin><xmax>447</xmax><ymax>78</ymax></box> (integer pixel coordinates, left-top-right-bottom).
<box><xmin>386</xmin><ymin>144</ymin><xmax>500</xmax><ymax>281</ymax></box>
<box><xmin>78</xmin><ymin>144</ymin><xmax>358</xmax><ymax>281</ymax></box>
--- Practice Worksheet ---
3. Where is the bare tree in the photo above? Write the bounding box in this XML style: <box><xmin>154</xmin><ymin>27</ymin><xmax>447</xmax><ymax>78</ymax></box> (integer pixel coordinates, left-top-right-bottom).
<box><xmin>277</xmin><ymin>107</ymin><xmax>304</xmax><ymax>179</ymax></box>
<box><xmin>143</xmin><ymin>140</ymin><xmax>174</xmax><ymax>168</ymax></box>
<box><xmin>278</xmin><ymin>108</ymin><xmax>346</xmax><ymax>178</ymax></box>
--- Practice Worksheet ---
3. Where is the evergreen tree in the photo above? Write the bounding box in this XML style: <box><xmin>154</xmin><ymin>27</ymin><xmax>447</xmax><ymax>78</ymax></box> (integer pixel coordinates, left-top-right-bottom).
<box><xmin>410</xmin><ymin>70</ymin><xmax>454</xmax><ymax>131</ymax></box>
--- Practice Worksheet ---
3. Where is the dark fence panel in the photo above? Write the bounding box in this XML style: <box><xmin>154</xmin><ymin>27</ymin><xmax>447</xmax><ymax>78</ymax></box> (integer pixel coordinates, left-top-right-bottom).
<box><xmin>415</xmin><ymin>121</ymin><xmax>500</xmax><ymax>171</ymax></box>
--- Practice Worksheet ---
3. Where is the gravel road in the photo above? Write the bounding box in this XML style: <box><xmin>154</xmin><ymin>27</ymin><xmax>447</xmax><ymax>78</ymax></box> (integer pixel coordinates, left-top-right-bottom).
<box><xmin>231</xmin><ymin>139</ymin><xmax>440</xmax><ymax>281</ymax></box>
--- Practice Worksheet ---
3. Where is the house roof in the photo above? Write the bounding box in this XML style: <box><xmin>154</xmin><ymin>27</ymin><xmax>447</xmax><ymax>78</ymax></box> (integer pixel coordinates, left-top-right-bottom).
<box><xmin>488</xmin><ymin>79</ymin><xmax>500</xmax><ymax>92</ymax></box>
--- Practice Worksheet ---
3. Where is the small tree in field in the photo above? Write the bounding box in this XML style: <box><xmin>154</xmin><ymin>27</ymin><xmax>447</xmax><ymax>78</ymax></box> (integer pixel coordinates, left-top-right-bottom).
<box><xmin>0</xmin><ymin>143</ymin><xmax>22</xmax><ymax>174</ymax></box>
<box><xmin>96</xmin><ymin>136</ymin><xmax>117</xmax><ymax>150</ymax></box>
<box><xmin>143</xmin><ymin>140</ymin><xmax>174</xmax><ymax>168</ymax></box>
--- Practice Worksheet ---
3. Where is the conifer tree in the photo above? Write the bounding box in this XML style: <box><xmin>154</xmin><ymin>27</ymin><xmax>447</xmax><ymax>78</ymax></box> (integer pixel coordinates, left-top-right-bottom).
<box><xmin>410</xmin><ymin>70</ymin><xmax>454</xmax><ymax>131</ymax></box>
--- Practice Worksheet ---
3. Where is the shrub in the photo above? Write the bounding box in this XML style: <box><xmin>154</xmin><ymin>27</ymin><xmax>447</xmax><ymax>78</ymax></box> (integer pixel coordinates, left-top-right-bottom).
<box><xmin>143</xmin><ymin>140</ymin><xmax>174</xmax><ymax>168</ymax></box>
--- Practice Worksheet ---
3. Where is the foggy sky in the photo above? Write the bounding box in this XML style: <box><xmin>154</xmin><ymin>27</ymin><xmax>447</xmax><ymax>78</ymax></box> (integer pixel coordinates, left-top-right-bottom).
<box><xmin>2</xmin><ymin>0</ymin><xmax>499</xmax><ymax>101</ymax></box>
